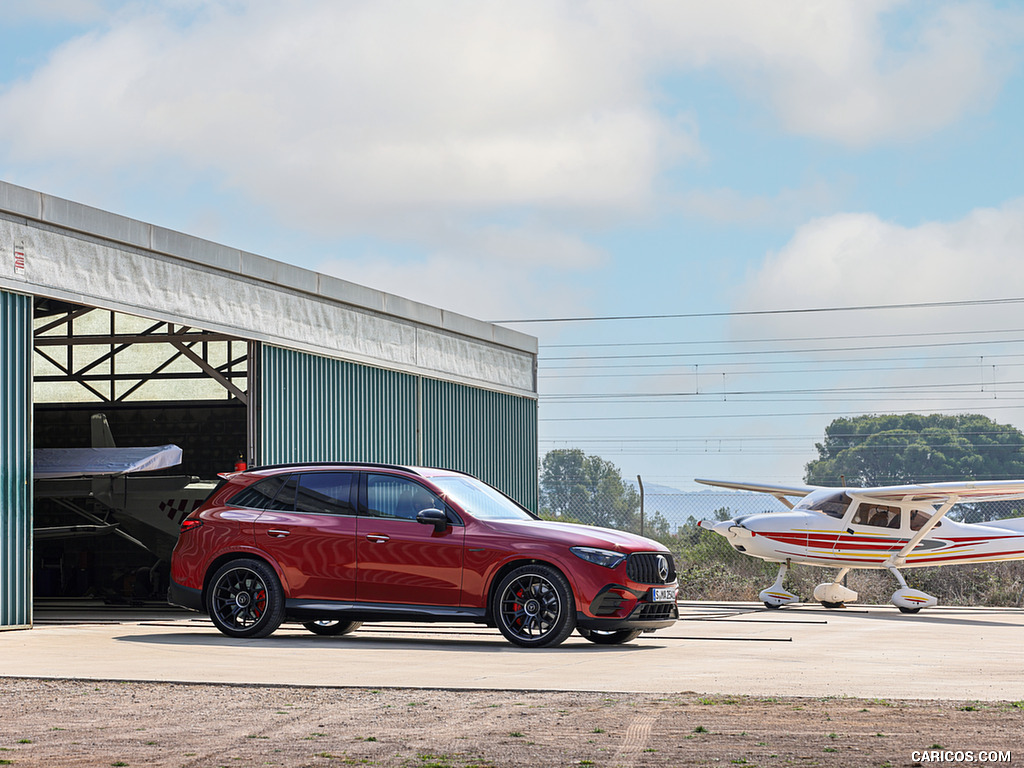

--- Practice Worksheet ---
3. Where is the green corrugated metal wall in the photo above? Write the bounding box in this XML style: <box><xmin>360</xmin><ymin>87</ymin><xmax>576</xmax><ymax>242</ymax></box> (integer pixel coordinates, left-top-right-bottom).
<box><xmin>422</xmin><ymin>378</ymin><xmax>538</xmax><ymax>512</ymax></box>
<box><xmin>261</xmin><ymin>346</ymin><xmax>418</xmax><ymax>465</ymax></box>
<box><xmin>260</xmin><ymin>345</ymin><xmax>538</xmax><ymax>511</ymax></box>
<box><xmin>0</xmin><ymin>290</ymin><xmax>31</xmax><ymax>629</ymax></box>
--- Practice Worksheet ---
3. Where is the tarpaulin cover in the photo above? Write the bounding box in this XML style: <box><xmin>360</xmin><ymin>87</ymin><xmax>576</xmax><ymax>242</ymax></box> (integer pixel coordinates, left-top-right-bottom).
<box><xmin>33</xmin><ymin>445</ymin><xmax>183</xmax><ymax>479</ymax></box>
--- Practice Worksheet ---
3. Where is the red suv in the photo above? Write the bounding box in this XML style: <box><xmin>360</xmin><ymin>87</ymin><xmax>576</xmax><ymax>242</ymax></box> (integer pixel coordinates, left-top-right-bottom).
<box><xmin>169</xmin><ymin>463</ymin><xmax>678</xmax><ymax>648</ymax></box>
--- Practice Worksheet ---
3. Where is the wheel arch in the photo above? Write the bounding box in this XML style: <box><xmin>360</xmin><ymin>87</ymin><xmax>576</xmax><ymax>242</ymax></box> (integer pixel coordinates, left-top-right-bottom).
<box><xmin>201</xmin><ymin>551</ymin><xmax>286</xmax><ymax>605</ymax></box>
<box><xmin>484</xmin><ymin>557</ymin><xmax>576</xmax><ymax>624</ymax></box>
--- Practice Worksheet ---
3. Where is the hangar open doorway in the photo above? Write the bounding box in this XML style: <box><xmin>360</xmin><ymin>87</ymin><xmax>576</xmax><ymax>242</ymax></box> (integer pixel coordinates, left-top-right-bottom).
<box><xmin>32</xmin><ymin>297</ymin><xmax>252</xmax><ymax>607</ymax></box>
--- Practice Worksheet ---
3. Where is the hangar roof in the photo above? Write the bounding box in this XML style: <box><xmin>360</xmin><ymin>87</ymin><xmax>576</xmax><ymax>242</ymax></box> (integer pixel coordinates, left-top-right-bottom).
<box><xmin>0</xmin><ymin>181</ymin><xmax>536</xmax><ymax>396</ymax></box>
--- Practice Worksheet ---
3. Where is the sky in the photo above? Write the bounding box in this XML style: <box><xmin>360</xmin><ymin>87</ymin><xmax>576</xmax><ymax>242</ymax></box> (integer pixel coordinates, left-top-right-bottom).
<box><xmin>3</xmin><ymin>0</ymin><xmax>1024</xmax><ymax>490</ymax></box>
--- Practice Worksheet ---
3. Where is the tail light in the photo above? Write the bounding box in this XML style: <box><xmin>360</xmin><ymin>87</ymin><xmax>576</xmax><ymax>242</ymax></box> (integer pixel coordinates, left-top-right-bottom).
<box><xmin>179</xmin><ymin>519</ymin><xmax>204</xmax><ymax>534</ymax></box>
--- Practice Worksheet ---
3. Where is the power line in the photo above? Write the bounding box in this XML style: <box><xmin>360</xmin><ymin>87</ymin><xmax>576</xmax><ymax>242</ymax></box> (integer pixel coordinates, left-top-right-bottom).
<box><xmin>492</xmin><ymin>296</ymin><xmax>1024</xmax><ymax>324</ymax></box>
<box><xmin>540</xmin><ymin>326</ymin><xmax>1024</xmax><ymax>350</ymax></box>
<box><xmin>539</xmin><ymin>402</ymin><xmax>1024</xmax><ymax>422</ymax></box>
<box><xmin>541</xmin><ymin>336</ymin><xmax>1024</xmax><ymax>363</ymax></box>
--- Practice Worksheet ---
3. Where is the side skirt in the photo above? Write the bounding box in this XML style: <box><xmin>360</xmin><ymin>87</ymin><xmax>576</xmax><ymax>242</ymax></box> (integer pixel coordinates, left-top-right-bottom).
<box><xmin>285</xmin><ymin>599</ymin><xmax>488</xmax><ymax>624</ymax></box>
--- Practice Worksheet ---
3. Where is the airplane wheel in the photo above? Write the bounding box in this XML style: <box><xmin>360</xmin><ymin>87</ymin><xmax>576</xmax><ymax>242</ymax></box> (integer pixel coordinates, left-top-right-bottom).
<box><xmin>897</xmin><ymin>606</ymin><xmax>921</xmax><ymax>614</ymax></box>
<box><xmin>302</xmin><ymin>619</ymin><xmax>363</xmax><ymax>636</ymax></box>
<box><xmin>763</xmin><ymin>602</ymin><xmax>782</xmax><ymax>610</ymax></box>
<box><xmin>820</xmin><ymin>601</ymin><xmax>845</xmax><ymax>609</ymax></box>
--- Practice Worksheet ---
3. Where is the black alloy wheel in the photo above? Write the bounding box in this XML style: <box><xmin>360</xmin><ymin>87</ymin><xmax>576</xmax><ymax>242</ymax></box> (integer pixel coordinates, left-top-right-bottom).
<box><xmin>493</xmin><ymin>564</ymin><xmax>576</xmax><ymax>648</ymax></box>
<box><xmin>207</xmin><ymin>558</ymin><xmax>285</xmax><ymax>638</ymax></box>
<box><xmin>302</xmin><ymin>620</ymin><xmax>363</xmax><ymax>636</ymax></box>
<box><xmin>576</xmin><ymin>627</ymin><xmax>643</xmax><ymax>645</ymax></box>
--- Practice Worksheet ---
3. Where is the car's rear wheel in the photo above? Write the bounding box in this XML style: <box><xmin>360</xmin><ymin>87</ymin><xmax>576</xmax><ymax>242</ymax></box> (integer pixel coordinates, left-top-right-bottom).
<box><xmin>302</xmin><ymin>619</ymin><xmax>363</xmax><ymax>636</ymax></box>
<box><xmin>493</xmin><ymin>564</ymin><xmax>576</xmax><ymax>648</ymax></box>
<box><xmin>576</xmin><ymin>627</ymin><xmax>643</xmax><ymax>645</ymax></box>
<box><xmin>207</xmin><ymin>558</ymin><xmax>284</xmax><ymax>638</ymax></box>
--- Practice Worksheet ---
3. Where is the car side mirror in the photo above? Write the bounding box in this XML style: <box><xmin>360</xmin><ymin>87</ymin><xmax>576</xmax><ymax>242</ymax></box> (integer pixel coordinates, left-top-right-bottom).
<box><xmin>416</xmin><ymin>508</ymin><xmax>449</xmax><ymax>532</ymax></box>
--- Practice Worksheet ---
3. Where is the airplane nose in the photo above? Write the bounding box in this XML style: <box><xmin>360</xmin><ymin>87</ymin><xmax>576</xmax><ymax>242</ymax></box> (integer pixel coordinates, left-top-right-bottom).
<box><xmin>698</xmin><ymin>519</ymin><xmax>750</xmax><ymax>539</ymax></box>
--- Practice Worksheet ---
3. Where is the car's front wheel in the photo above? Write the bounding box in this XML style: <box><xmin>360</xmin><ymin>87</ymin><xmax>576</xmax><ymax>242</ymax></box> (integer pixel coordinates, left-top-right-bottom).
<box><xmin>577</xmin><ymin>627</ymin><xmax>643</xmax><ymax>645</ymax></box>
<box><xmin>493</xmin><ymin>564</ymin><xmax>576</xmax><ymax>648</ymax></box>
<box><xmin>207</xmin><ymin>558</ymin><xmax>285</xmax><ymax>638</ymax></box>
<box><xmin>302</xmin><ymin>619</ymin><xmax>363</xmax><ymax>636</ymax></box>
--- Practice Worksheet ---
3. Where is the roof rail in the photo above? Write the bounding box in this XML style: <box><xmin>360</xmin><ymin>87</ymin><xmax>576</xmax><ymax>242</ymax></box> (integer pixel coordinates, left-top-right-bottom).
<box><xmin>247</xmin><ymin>461</ymin><xmax>422</xmax><ymax>475</ymax></box>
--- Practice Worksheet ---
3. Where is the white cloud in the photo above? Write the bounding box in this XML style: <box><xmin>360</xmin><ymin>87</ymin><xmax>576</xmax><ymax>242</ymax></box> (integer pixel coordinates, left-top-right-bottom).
<box><xmin>636</xmin><ymin>0</ymin><xmax>1017</xmax><ymax>146</ymax></box>
<box><xmin>0</xmin><ymin>0</ymin><xmax>1015</xmax><ymax>234</ymax></box>
<box><xmin>677</xmin><ymin>180</ymin><xmax>842</xmax><ymax>227</ymax></box>
<box><xmin>0</xmin><ymin>0</ymin><xmax>696</xmax><ymax>231</ymax></box>
<box><xmin>734</xmin><ymin>198</ymin><xmax>1024</xmax><ymax>337</ymax></box>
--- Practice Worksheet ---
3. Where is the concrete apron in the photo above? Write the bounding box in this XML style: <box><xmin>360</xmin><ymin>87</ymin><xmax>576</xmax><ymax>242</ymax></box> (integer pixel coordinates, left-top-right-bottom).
<box><xmin>1</xmin><ymin>602</ymin><xmax>1021</xmax><ymax>701</ymax></box>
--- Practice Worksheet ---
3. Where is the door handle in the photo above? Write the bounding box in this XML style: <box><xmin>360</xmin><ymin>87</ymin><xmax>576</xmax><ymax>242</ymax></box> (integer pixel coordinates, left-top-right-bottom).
<box><xmin>267</xmin><ymin>529</ymin><xmax>290</xmax><ymax>538</ymax></box>
<box><xmin>365</xmin><ymin>534</ymin><xmax>390</xmax><ymax>543</ymax></box>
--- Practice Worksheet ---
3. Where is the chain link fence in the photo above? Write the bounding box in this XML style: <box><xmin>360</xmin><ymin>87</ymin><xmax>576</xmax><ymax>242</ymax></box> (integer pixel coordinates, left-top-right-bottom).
<box><xmin>538</xmin><ymin>486</ymin><xmax>1024</xmax><ymax>541</ymax></box>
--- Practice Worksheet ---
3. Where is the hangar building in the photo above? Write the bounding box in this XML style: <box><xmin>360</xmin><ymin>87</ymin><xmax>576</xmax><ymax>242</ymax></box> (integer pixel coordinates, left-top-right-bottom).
<box><xmin>0</xmin><ymin>180</ymin><xmax>538</xmax><ymax>630</ymax></box>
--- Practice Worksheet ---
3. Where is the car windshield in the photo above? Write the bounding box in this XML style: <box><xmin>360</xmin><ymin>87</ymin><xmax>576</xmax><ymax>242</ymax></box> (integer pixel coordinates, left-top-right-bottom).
<box><xmin>430</xmin><ymin>476</ymin><xmax>534</xmax><ymax>521</ymax></box>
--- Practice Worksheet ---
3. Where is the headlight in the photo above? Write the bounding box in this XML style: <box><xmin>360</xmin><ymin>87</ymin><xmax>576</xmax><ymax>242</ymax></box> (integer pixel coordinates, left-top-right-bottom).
<box><xmin>570</xmin><ymin>546</ymin><xmax>627</xmax><ymax>569</ymax></box>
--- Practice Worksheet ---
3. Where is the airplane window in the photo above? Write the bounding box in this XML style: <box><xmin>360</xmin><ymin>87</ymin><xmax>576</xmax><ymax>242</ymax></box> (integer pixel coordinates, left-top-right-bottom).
<box><xmin>796</xmin><ymin>491</ymin><xmax>852</xmax><ymax>519</ymax></box>
<box><xmin>852</xmin><ymin>504</ymin><xmax>901</xmax><ymax>529</ymax></box>
<box><xmin>909</xmin><ymin>510</ymin><xmax>938</xmax><ymax>531</ymax></box>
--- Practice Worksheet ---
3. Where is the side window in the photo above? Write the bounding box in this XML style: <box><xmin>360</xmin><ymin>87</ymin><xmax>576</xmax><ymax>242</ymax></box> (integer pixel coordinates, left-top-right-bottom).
<box><xmin>852</xmin><ymin>504</ymin><xmax>901</xmax><ymax>529</ymax></box>
<box><xmin>365</xmin><ymin>474</ymin><xmax>444</xmax><ymax>521</ymax></box>
<box><xmin>265</xmin><ymin>475</ymin><xmax>299</xmax><ymax>511</ymax></box>
<box><xmin>228</xmin><ymin>475</ymin><xmax>292</xmax><ymax>510</ymax></box>
<box><xmin>295</xmin><ymin>472</ymin><xmax>356</xmax><ymax>515</ymax></box>
<box><xmin>910</xmin><ymin>509</ymin><xmax>938</xmax><ymax>531</ymax></box>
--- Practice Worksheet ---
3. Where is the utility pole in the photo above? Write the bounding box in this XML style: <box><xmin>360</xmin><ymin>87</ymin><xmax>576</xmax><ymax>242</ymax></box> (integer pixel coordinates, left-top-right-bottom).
<box><xmin>637</xmin><ymin>474</ymin><xmax>645</xmax><ymax>537</ymax></box>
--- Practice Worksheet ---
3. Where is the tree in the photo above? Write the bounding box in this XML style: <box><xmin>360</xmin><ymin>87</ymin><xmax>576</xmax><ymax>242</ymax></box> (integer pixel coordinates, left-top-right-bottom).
<box><xmin>804</xmin><ymin>414</ymin><xmax>1024</xmax><ymax>520</ymax></box>
<box><xmin>539</xmin><ymin>449</ymin><xmax>639</xmax><ymax>531</ymax></box>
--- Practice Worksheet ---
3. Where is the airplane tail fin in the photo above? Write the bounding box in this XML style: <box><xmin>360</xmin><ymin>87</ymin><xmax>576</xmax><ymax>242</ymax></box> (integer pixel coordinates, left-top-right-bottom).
<box><xmin>91</xmin><ymin>413</ymin><xmax>116</xmax><ymax>448</ymax></box>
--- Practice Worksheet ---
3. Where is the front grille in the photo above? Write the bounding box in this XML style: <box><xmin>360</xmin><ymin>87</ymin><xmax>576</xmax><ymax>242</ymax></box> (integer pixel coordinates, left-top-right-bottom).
<box><xmin>626</xmin><ymin>552</ymin><xmax>676</xmax><ymax>585</ymax></box>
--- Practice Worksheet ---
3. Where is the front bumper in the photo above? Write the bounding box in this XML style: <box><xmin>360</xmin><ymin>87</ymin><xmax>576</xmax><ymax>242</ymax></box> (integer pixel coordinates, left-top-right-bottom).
<box><xmin>577</xmin><ymin>582</ymin><xmax>679</xmax><ymax>631</ymax></box>
<box><xmin>576</xmin><ymin>600</ymin><xmax>678</xmax><ymax>631</ymax></box>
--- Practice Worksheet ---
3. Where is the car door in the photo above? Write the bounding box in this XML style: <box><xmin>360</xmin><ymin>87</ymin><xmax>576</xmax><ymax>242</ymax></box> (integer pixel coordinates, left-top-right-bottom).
<box><xmin>253</xmin><ymin>471</ymin><xmax>359</xmax><ymax>601</ymax></box>
<box><xmin>356</xmin><ymin>473</ymin><xmax>465</xmax><ymax>606</ymax></box>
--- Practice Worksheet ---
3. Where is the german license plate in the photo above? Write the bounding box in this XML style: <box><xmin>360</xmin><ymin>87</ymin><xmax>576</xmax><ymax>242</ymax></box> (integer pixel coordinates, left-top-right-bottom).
<box><xmin>650</xmin><ymin>587</ymin><xmax>676</xmax><ymax>603</ymax></box>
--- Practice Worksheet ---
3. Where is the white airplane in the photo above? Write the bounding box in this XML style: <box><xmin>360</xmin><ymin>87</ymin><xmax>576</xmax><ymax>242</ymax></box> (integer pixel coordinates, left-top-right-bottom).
<box><xmin>696</xmin><ymin>478</ymin><xmax>1024</xmax><ymax>613</ymax></box>
<box><xmin>34</xmin><ymin>414</ymin><xmax>218</xmax><ymax>563</ymax></box>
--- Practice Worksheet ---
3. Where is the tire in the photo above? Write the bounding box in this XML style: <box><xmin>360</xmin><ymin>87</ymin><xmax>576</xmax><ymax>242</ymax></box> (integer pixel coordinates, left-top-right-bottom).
<box><xmin>763</xmin><ymin>602</ymin><xmax>782</xmax><ymax>610</ymax></box>
<box><xmin>207</xmin><ymin>558</ymin><xmax>285</xmax><ymax>638</ymax></box>
<box><xmin>493</xmin><ymin>564</ymin><xmax>576</xmax><ymax>648</ymax></box>
<box><xmin>577</xmin><ymin>627</ymin><xmax>643</xmax><ymax>645</ymax></box>
<box><xmin>898</xmin><ymin>606</ymin><xmax>921</xmax><ymax>614</ymax></box>
<box><xmin>302</xmin><ymin>619</ymin><xmax>363</xmax><ymax>636</ymax></box>
<box><xmin>820</xmin><ymin>601</ymin><xmax>845</xmax><ymax>609</ymax></box>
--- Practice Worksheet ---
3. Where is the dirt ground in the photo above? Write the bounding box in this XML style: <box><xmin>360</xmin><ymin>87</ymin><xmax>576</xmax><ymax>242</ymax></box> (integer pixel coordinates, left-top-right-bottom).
<box><xmin>0</xmin><ymin>679</ymin><xmax>1021</xmax><ymax>768</ymax></box>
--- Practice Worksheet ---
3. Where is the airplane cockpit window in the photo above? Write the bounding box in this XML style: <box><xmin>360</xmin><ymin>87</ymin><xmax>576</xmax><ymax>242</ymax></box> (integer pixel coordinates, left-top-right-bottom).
<box><xmin>794</xmin><ymin>490</ymin><xmax>852</xmax><ymax>519</ymax></box>
<box><xmin>852</xmin><ymin>503</ymin><xmax>901</xmax><ymax>529</ymax></box>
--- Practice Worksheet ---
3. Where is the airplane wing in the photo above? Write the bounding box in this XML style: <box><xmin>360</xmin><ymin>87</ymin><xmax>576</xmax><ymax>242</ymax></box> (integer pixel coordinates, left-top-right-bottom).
<box><xmin>34</xmin><ymin>445</ymin><xmax>183</xmax><ymax>479</ymax></box>
<box><xmin>850</xmin><ymin>479</ymin><xmax>1024</xmax><ymax>505</ymax></box>
<box><xmin>695</xmin><ymin>478</ymin><xmax>819</xmax><ymax>497</ymax></box>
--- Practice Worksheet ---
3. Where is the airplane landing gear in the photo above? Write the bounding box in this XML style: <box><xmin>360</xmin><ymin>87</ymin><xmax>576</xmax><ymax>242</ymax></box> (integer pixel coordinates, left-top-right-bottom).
<box><xmin>813</xmin><ymin>567</ymin><xmax>858</xmax><ymax>608</ymax></box>
<box><xmin>759</xmin><ymin>561</ymin><xmax>800</xmax><ymax>608</ymax></box>
<box><xmin>888</xmin><ymin>567</ymin><xmax>937</xmax><ymax>613</ymax></box>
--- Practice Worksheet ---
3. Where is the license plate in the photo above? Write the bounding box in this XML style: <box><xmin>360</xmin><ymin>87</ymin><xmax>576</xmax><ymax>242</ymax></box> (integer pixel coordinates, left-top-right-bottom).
<box><xmin>650</xmin><ymin>587</ymin><xmax>676</xmax><ymax>603</ymax></box>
